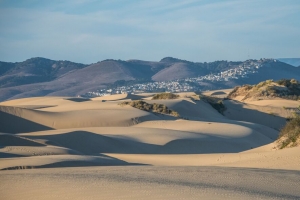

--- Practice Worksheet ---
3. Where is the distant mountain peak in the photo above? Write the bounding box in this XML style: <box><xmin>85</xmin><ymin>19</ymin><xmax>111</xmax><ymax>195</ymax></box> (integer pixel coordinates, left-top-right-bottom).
<box><xmin>25</xmin><ymin>57</ymin><xmax>53</xmax><ymax>62</ymax></box>
<box><xmin>159</xmin><ymin>57</ymin><xmax>192</xmax><ymax>63</ymax></box>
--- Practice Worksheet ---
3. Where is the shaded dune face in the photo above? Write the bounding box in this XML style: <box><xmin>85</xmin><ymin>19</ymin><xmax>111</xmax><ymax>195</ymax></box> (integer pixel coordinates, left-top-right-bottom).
<box><xmin>223</xmin><ymin>100</ymin><xmax>289</xmax><ymax>130</ymax></box>
<box><xmin>0</xmin><ymin>134</ymin><xmax>45</xmax><ymax>147</ymax></box>
<box><xmin>0</xmin><ymin>108</ymin><xmax>53</xmax><ymax>134</ymax></box>
<box><xmin>25</xmin><ymin>131</ymin><xmax>158</xmax><ymax>155</ymax></box>
<box><xmin>21</xmin><ymin>128</ymin><xmax>271</xmax><ymax>155</ymax></box>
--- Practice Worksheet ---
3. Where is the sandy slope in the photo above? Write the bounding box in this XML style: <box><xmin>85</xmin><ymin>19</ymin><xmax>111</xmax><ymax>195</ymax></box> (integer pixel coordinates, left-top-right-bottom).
<box><xmin>1</xmin><ymin>166</ymin><xmax>300</xmax><ymax>200</ymax></box>
<box><xmin>90</xmin><ymin>93</ymin><xmax>151</xmax><ymax>101</ymax></box>
<box><xmin>146</xmin><ymin>98</ymin><xmax>226</xmax><ymax>120</ymax></box>
<box><xmin>0</xmin><ymin>94</ymin><xmax>296</xmax><ymax>169</ymax></box>
<box><xmin>223</xmin><ymin>100</ymin><xmax>290</xmax><ymax>130</ymax></box>
<box><xmin>0</xmin><ymin>122</ymin><xmax>275</xmax><ymax>170</ymax></box>
<box><xmin>106</xmin><ymin>146</ymin><xmax>300</xmax><ymax>170</ymax></box>
<box><xmin>246</xmin><ymin>99</ymin><xmax>300</xmax><ymax>108</ymax></box>
<box><xmin>0</xmin><ymin>100</ymin><xmax>161</xmax><ymax>133</ymax></box>
<box><xmin>1</xmin><ymin>93</ymin><xmax>299</xmax><ymax>199</ymax></box>
<box><xmin>202</xmin><ymin>89</ymin><xmax>233</xmax><ymax>98</ymax></box>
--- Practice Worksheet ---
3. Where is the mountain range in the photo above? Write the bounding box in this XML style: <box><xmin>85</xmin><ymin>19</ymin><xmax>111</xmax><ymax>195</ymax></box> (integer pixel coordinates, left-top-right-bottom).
<box><xmin>0</xmin><ymin>57</ymin><xmax>300</xmax><ymax>101</ymax></box>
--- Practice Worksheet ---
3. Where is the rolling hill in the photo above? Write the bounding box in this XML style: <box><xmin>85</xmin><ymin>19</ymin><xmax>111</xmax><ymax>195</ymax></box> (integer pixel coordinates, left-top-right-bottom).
<box><xmin>0</xmin><ymin>57</ymin><xmax>300</xmax><ymax>101</ymax></box>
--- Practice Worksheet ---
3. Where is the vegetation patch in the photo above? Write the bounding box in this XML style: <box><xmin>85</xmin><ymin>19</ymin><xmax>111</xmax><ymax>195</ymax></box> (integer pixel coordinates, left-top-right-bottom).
<box><xmin>152</xmin><ymin>92</ymin><xmax>179</xmax><ymax>100</ymax></box>
<box><xmin>268</xmin><ymin>112</ymin><xmax>277</xmax><ymax>116</ymax></box>
<box><xmin>200</xmin><ymin>95</ymin><xmax>226</xmax><ymax>115</ymax></box>
<box><xmin>119</xmin><ymin>100</ymin><xmax>180</xmax><ymax>117</ymax></box>
<box><xmin>228</xmin><ymin>79</ymin><xmax>300</xmax><ymax>101</ymax></box>
<box><xmin>278</xmin><ymin>115</ymin><xmax>300</xmax><ymax>149</ymax></box>
<box><xmin>190</xmin><ymin>95</ymin><xmax>201</xmax><ymax>101</ymax></box>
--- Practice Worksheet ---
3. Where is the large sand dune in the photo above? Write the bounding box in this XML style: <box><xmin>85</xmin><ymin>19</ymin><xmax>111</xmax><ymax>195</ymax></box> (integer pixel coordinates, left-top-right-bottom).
<box><xmin>0</xmin><ymin>99</ymin><xmax>161</xmax><ymax>133</ymax></box>
<box><xmin>1</xmin><ymin>92</ymin><xmax>299</xmax><ymax>199</ymax></box>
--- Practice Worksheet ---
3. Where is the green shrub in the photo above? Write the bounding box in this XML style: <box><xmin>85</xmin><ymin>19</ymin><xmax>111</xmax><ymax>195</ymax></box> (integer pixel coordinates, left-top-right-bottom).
<box><xmin>227</xmin><ymin>86</ymin><xmax>239</xmax><ymax>98</ymax></box>
<box><xmin>152</xmin><ymin>92</ymin><xmax>179</xmax><ymax>100</ymax></box>
<box><xmin>277</xmin><ymin>79</ymin><xmax>292</xmax><ymax>87</ymax></box>
<box><xmin>200</xmin><ymin>95</ymin><xmax>226</xmax><ymax>115</ymax></box>
<box><xmin>243</xmin><ymin>84</ymin><xmax>253</xmax><ymax>90</ymax></box>
<box><xmin>278</xmin><ymin>115</ymin><xmax>300</xmax><ymax>148</ymax></box>
<box><xmin>255</xmin><ymin>80</ymin><xmax>273</xmax><ymax>89</ymax></box>
<box><xmin>210</xmin><ymin>100</ymin><xmax>226</xmax><ymax>115</ymax></box>
<box><xmin>119</xmin><ymin>100</ymin><xmax>180</xmax><ymax>117</ymax></box>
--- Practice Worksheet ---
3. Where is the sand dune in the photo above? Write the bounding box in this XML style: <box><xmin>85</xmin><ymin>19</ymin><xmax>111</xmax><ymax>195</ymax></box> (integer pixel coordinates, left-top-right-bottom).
<box><xmin>223</xmin><ymin>100</ymin><xmax>290</xmax><ymax>130</ymax></box>
<box><xmin>0</xmin><ymin>101</ymin><xmax>161</xmax><ymax>133</ymax></box>
<box><xmin>1</xmin><ymin>93</ymin><xmax>299</xmax><ymax>199</ymax></box>
<box><xmin>0</xmin><ymin>155</ymin><xmax>130</xmax><ymax>170</ymax></box>
<box><xmin>0</xmin><ymin>145</ymin><xmax>79</xmax><ymax>158</ymax></box>
<box><xmin>246</xmin><ymin>99</ymin><xmax>300</xmax><ymax>108</ymax></box>
<box><xmin>0</xmin><ymin>95</ymin><xmax>231</xmax><ymax>134</ymax></box>
<box><xmin>0</xmin><ymin>133</ymin><xmax>45</xmax><ymax>147</ymax></box>
<box><xmin>91</xmin><ymin>93</ymin><xmax>151</xmax><ymax>101</ymax></box>
<box><xmin>146</xmin><ymin>99</ymin><xmax>225</xmax><ymax>120</ymax></box>
<box><xmin>0</xmin><ymin>96</ymin><xmax>70</xmax><ymax>106</ymax></box>
<box><xmin>106</xmin><ymin>146</ymin><xmax>300</xmax><ymax>170</ymax></box>
<box><xmin>0</xmin><ymin>94</ymin><xmax>292</xmax><ymax>159</ymax></box>
<box><xmin>1</xmin><ymin>166</ymin><xmax>300</xmax><ymax>200</ymax></box>
<box><xmin>134</xmin><ymin>119</ymin><xmax>278</xmax><ymax>140</ymax></box>
<box><xmin>202</xmin><ymin>89</ymin><xmax>233</xmax><ymax>98</ymax></box>
<box><xmin>17</xmin><ymin>123</ymin><xmax>272</xmax><ymax>153</ymax></box>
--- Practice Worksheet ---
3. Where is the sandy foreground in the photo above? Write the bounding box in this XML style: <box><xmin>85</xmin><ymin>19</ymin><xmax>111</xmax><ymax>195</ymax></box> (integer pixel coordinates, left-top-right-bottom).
<box><xmin>0</xmin><ymin>92</ymin><xmax>299</xmax><ymax>199</ymax></box>
<box><xmin>1</xmin><ymin>166</ymin><xmax>300</xmax><ymax>200</ymax></box>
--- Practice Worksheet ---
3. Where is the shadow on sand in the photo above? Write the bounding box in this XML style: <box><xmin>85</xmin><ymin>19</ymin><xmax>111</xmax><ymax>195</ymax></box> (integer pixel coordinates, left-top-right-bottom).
<box><xmin>26</xmin><ymin>130</ymin><xmax>273</xmax><ymax>155</ymax></box>
<box><xmin>0</xmin><ymin>110</ymin><xmax>53</xmax><ymax>134</ymax></box>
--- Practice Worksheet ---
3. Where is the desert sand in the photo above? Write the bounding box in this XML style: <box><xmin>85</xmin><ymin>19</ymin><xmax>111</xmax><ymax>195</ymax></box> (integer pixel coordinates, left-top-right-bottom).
<box><xmin>0</xmin><ymin>91</ymin><xmax>299</xmax><ymax>199</ymax></box>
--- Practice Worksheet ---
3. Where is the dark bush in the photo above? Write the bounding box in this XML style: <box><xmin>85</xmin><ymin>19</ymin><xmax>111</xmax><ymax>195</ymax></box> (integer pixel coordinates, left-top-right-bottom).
<box><xmin>119</xmin><ymin>100</ymin><xmax>180</xmax><ymax>117</ymax></box>
<box><xmin>278</xmin><ymin>115</ymin><xmax>300</xmax><ymax>148</ymax></box>
<box><xmin>152</xmin><ymin>93</ymin><xmax>179</xmax><ymax>100</ymax></box>
<box><xmin>200</xmin><ymin>95</ymin><xmax>226</xmax><ymax>115</ymax></box>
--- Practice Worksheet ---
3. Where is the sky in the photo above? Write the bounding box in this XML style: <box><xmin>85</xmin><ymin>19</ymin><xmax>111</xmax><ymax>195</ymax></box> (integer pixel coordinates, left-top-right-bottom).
<box><xmin>0</xmin><ymin>0</ymin><xmax>299</xmax><ymax>64</ymax></box>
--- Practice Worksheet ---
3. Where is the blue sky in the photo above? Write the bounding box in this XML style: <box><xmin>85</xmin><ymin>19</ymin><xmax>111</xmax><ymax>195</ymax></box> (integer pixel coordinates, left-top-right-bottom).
<box><xmin>0</xmin><ymin>0</ymin><xmax>299</xmax><ymax>63</ymax></box>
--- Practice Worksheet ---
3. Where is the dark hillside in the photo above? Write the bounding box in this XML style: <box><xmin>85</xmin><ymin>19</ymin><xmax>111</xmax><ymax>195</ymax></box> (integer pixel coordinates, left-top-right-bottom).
<box><xmin>0</xmin><ymin>58</ymin><xmax>86</xmax><ymax>87</ymax></box>
<box><xmin>0</xmin><ymin>57</ymin><xmax>300</xmax><ymax>102</ymax></box>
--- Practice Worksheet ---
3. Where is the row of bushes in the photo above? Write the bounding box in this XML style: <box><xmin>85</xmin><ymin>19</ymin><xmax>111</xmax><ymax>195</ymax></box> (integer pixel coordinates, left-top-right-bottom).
<box><xmin>276</xmin><ymin>79</ymin><xmax>299</xmax><ymax>87</ymax></box>
<box><xmin>278</xmin><ymin>115</ymin><xmax>300</xmax><ymax>148</ymax></box>
<box><xmin>152</xmin><ymin>92</ymin><xmax>179</xmax><ymax>100</ymax></box>
<box><xmin>119</xmin><ymin>100</ymin><xmax>180</xmax><ymax>117</ymax></box>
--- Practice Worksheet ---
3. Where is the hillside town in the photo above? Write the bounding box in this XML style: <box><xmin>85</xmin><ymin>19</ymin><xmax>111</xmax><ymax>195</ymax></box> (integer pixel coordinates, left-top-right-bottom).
<box><xmin>83</xmin><ymin>59</ymin><xmax>276</xmax><ymax>97</ymax></box>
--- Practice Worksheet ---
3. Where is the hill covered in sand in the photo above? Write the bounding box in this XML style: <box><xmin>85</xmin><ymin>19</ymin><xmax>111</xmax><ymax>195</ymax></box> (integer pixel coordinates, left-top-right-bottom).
<box><xmin>277</xmin><ymin>115</ymin><xmax>300</xmax><ymax>149</ymax></box>
<box><xmin>228</xmin><ymin>79</ymin><xmax>300</xmax><ymax>101</ymax></box>
<box><xmin>0</xmin><ymin>91</ymin><xmax>299</xmax><ymax>199</ymax></box>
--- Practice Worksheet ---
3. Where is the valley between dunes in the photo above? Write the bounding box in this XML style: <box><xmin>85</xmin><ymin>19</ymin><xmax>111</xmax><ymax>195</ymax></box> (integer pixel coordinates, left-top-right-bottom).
<box><xmin>0</xmin><ymin>91</ymin><xmax>299</xmax><ymax>199</ymax></box>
